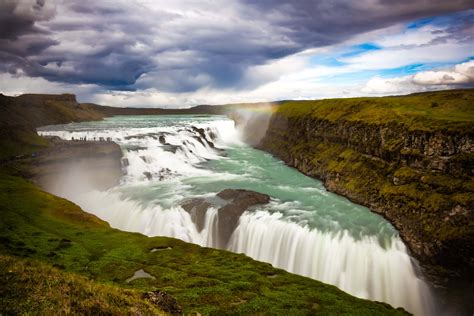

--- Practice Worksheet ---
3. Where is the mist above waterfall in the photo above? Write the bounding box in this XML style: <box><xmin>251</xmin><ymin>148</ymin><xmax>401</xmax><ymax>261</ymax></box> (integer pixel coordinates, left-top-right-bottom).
<box><xmin>228</xmin><ymin>103</ymin><xmax>276</xmax><ymax>146</ymax></box>
<box><xmin>32</xmin><ymin>141</ymin><xmax>122</xmax><ymax>201</ymax></box>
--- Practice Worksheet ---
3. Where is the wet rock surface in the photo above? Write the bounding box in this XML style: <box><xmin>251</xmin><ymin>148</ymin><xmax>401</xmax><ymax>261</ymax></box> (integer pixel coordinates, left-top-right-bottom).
<box><xmin>216</xmin><ymin>189</ymin><xmax>270</xmax><ymax>248</ymax></box>
<box><xmin>181</xmin><ymin>199</ymin><xmax>212</xmax><ymax>232</ymax></box>
<box><xmin>181</xmin><ymin>189</ymin><xmax>270</xmax><ymax>247</ymax></box>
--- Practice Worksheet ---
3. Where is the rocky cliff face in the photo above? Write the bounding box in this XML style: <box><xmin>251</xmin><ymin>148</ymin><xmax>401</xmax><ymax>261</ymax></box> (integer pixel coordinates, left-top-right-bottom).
<box><xmin>29</xmin><ymin>138</ymin><xmax>123</xmax><ymax>196</ymax></box>
<box><xmin>257</xmin><ymin>91</ymin><xmax>474</xmax><ymax>294</ymax></box>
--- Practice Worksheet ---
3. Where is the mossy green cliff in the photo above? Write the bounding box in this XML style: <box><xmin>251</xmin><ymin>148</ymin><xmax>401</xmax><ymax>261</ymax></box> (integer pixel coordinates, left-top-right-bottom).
<box><xmin>258</xmin><ymin>89</ymin><xmax>473</xmax><ymax>295</ymax></box>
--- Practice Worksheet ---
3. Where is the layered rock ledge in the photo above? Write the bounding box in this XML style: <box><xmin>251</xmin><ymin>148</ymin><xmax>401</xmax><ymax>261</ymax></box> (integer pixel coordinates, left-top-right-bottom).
<box><xmin>182</xmin><ymin>189</ymin><xmax>270</xmax><ymax>248</ymax></box>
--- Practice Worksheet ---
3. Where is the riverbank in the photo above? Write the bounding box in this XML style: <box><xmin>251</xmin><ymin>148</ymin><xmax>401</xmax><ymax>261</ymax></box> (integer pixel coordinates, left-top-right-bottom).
<box><xmin>256</xmin><ymin>89</ymin><xmax>473</xmax><ymax>313</ymax></box>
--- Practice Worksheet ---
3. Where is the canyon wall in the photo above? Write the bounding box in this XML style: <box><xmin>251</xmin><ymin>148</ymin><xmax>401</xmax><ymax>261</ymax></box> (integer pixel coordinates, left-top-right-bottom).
<box><xmin>257</xmin><ymin>90</ymin><xmax>473</xmax><ymax>287</ymax></box>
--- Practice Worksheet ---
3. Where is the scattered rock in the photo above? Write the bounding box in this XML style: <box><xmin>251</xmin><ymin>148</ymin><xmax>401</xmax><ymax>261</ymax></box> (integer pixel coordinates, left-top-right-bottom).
<box><xmin>161</xmin><ymin>144</ymin><xmax>180</xmax><ymax>154</ymax></box>
<box><xmin>143</xmin><ymin>290</ymin><xmax>183</xmax><ymax>316</ymax></box>
<box><xmin>159</xmin><ymin>135</ymin><xmax>166</xmax><ymax>144</ymax></box>
<box><xmin>122</xmin><ymin>157</ymin><xmax>129</xmax><ymax>167</ymax></box>
<box><xmin>191</xmin><ymin>126</ymin><xmax>215</xmax><ymax>148</ymax></box>
<box><xmin>150</xmin><ymin>246</ymin><xmax>172</xmax><ymax>252</ymax></box>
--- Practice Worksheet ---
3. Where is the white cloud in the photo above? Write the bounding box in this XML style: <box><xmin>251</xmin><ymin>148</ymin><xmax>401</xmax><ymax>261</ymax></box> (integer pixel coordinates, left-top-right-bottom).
<box><xmin>362</xmin><ymin>76</ymin><xmax>417</xmax><ymax>94</ymax></box>
<box><xmin>374</xmin><ymin>24</ymin><xmax>448</xmax><ymax>47</ymax></box>
<box><xmin>340</xmin><ymin>42</ymin><xmax>474</xmax><ymax>70</ymax></box>
<box><xmin>362</xmin><ymin>60</ymin><xmax>474</xmax><ymax>94</ymax></box>
<box><xmin>455</xmin><ymin>59</ymin><xmax>474</xmax><ymax>77</ymax></box>
<box><xmin>413</xmin><ymin>71</ymin><xmax>470</xmax><ymax>85</ymax></box>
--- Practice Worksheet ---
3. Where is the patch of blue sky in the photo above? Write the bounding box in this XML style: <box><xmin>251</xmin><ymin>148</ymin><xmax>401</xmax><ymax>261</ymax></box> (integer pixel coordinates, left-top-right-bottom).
<box><xmin>340</xmin><ymin>43</ymin><xmax>381</xmax><ymax>59</ymax></box>
<box><xmin>406</xmin><ymin>10</ymin><xmax>473</xmax><ymax>29</ymax></box>
<box><xmin>379</xmin><ymin>58</ymin><xmax>474</xmax><ymax>77</ymax></box>
<box><xmin>406</xmin><ymin>17</ymin><xmax>434</xmax><ymax>29</ymax></box>
<box><xmin>309</xmin><ymin>55</ymin><xmax>346</xmax><ymax>67</ymax></box>
<box><xmin>309</xmin><ymin>43</ymin><xmax>381</xmax><ymax>67</ymax></box>
<box><xmin>313</xmin><ymin>70</ymin><xmax>380</xmax><ymax>85</ymax></box>
<box><xmin>378</xmin><ymin>64</ymin><xmax>432</xmax><ymax>77</ymax></box>
<box><xmin>314</xmin><ymin>59</ymin><xmax>467</xmax><ymax>86</ymax></box>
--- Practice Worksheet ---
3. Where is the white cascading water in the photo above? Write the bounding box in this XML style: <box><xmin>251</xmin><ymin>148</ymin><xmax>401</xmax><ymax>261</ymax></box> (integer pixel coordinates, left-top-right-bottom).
<box><xmin>39</xmin><ymin>116</ymin><xmax>435</xmax><ymax>315</ymax></box>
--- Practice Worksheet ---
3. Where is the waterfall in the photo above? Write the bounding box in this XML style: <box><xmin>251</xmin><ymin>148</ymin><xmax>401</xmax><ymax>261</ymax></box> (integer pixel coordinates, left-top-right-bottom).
<box><xmin>38</xmin><ymin>116</ymin><xmax>435</xmax><ymax>315</ymax></box>
<box><xmin>68</xmin><ymin>188</ymin><xmax>434</xmax><ymax>315</ymax></box>
<box><xmin>229</xmin><ymin>211</ymin><xmax>434</xmax><ymax>316</ymax></box>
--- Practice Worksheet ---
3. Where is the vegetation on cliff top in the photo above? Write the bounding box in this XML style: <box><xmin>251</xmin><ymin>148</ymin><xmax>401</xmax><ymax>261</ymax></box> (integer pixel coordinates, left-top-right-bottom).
<box><xmin>277</xmin><ymin>89</ymin><xmax>474</xmax><ymax>133</ymax></box>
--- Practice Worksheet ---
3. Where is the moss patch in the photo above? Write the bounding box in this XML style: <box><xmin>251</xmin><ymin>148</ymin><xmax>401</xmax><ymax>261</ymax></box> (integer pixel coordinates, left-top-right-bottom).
<box><xmin>277</xmin><ymin>89</ymin><xmax>474</xmax><ymax>133</ymax></box>
<box><xmin>0</xmin><ymin>255</ymin><xmax>167</xmax><ymax>315</ymax></box>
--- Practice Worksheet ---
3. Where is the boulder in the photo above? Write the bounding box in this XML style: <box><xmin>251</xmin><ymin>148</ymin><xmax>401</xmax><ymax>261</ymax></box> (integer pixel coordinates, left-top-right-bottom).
<box><xmin>181</xmin><ymin>199</ymin><xmax>211</xmax><ymax>232</ymax></box>
<box><xmin>181</xmin><ymin>189</ymin><xmax>270</xmax><ymax>248</ymax></box>
<box><xmin>143</xmin><ymin>290</ymin><xmax>182</xmax><ymax>315</ymax></box>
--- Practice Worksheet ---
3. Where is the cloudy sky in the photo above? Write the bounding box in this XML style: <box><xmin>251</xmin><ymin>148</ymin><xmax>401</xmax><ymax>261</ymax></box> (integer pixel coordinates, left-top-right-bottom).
<box><xmin>1</xmin><ymin>0</ymin><xmax>473</xmax><ymax>107</ymax></box>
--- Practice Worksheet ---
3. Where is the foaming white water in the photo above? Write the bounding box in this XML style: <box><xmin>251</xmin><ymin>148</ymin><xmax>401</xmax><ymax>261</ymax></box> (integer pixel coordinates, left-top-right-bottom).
<box><xmin>39</xmin><ymin>119</ymin><xmax>238</xmax><ymax>183</ymax></box>
<box><xmin>229</xmin><ymin>211</ymin><xmax>434</xmax><ymax>316</ymax></box>
<box><xmin>73</xmin><ymin>190</ymin><xmax>219</xmax><ymax>246</ymax></box>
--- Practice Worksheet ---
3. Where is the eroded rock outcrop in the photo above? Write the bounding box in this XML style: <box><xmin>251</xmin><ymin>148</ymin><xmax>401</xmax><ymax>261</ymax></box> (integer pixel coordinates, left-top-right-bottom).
<box><xmin>143</xmin><ymin>290</ymin><xmax>183</xmax><ymax>316</ymax></box>
<box><xmin>181</xmin><ymin>189</ymin><xmax>270</xmax><ymax>248</ymax></box>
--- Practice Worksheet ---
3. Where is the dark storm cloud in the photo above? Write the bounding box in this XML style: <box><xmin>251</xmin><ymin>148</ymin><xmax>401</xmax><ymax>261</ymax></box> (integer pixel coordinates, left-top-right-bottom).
<box><xmin>0</xmin><ymin>0</ymin><xmax>57</xmax><ymax>78</ymax></box>
<box><xmin>1</xmin><ymin>0</ymin><xmax>473</xmax><ymax>92</ymax></box>
<box><xmin>243</xmin><ymin>0</ymin><xmax>474</xmax><ymax>47</ymax></box>
<box><xmin>0</xmin><ymin>0</ymin><xmax>55</xmax><ymax>39</ymax></box>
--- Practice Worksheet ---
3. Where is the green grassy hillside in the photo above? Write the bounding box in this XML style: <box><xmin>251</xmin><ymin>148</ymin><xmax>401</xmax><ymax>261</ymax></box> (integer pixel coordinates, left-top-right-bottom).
<box><xmin>0</xmin><ymin>94</ymin><xmax>106</xmax><ymax>161</ymax></box>
<box><xmin>278</xmin><ymin>89</ymin><xmax>474</xmax><ymax>133</ymax></box>
<box><xmin>0</xmin><ymin>255</ymin><xmax>167</xmax><ymax>315</ymax></box>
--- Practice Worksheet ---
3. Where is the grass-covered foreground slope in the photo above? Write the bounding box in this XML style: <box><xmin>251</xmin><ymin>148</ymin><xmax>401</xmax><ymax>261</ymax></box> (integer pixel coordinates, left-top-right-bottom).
<box><xmin>0</xmin><ymin>255</ymin><xmax>166</xmax><ymax>315</ymax></box>
<box><xmin>0</xmin><ymin>167</ymin><xmax>406</xmax><ymax>315</ymax></box>
<box><xmin>259</xmin><ymin>89</ymin><xmax>473</xmax><ymax>287</ymax></box>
